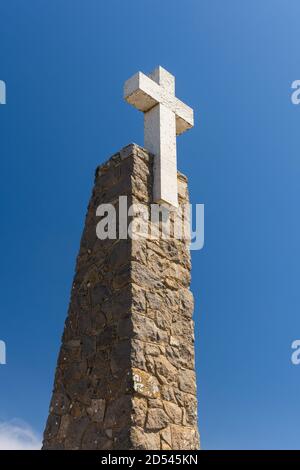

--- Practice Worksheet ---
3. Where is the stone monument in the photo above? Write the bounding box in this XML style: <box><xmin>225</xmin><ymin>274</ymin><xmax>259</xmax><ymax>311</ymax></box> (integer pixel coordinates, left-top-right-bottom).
<box><xmin>42</xmin><ymin>66</ymin><xmax>199</xmax><ymax>450</ymax></box>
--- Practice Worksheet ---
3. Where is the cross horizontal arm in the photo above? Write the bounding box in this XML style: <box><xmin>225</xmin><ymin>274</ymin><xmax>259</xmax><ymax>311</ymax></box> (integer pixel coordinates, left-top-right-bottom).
<box><xmin>124</xmin><ymin>72</ymin><xmax>194</xmax><ymax>135</ymax></box>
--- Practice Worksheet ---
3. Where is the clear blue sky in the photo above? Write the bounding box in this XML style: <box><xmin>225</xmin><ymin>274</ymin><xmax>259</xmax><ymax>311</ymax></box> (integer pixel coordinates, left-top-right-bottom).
<box><xmin>0</xmin><ymin>0</ymin><xmax>299</xmax><ymax>450</ymax></box>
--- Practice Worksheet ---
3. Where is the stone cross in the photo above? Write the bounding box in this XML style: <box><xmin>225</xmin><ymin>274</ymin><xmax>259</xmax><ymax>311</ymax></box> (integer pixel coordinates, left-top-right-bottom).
<box><xmin>124</xmin><ymin>66</ymin><xmax>194</xmax><ymax>208</ymax></box>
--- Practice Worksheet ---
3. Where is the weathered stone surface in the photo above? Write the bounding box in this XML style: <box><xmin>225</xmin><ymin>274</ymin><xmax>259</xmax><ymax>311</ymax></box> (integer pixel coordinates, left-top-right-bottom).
<box><xmin>146</xmin><ymin>408</ymin><xmax>169</xmax><ymax>431</ymax></box>
<box><xmin>132</xmin><ymin>397</ymin><xmax>147</xmax><ymax>428</ymax></box>
<box><xmin>130</xmin><ymin>426</ymin><xmax>160</xmax><ymax>450</ymax></box>
<box><xmin>170</xmin><ymin>424</ymin><xmax>199</xmax><ymax>450</ymax></box>
<box><xmin>57</xmin><ymin>415</ymin><xmax>70</xmax><ymax>440</ymax></box>
<box><xmin>43</xmin><ymin>414</ymin><xmax>60</xmax><ymax>441</ymax></box>
<box><xmin>81</xmin><ymin>423</ymin><xmax>112</xmax><ymax>450</ymax></box>
<box><xmin>161</xmin><ymin>426</ymin><xmax>172</xmax><ymax>447</ymax></box>
<box><xmin>42</xmin><ymin>144</ymin><xmax>199</xmax><ymax>450</ymax></box>
<box><xmin>178</xmin><ymin>369</ymin><xmax>197</xmax><ymax>395</ymax></box>
<box><xmin>132</xmin><ymin>368</ymin><xmax>160</xmax><ymax>399</ymax></box>
<box><xmin>155</xmin><ymin>356</ymin><xmax>177</xmax><ymax>385</ymax></box>
<box><xmin>63</xmin><ymin>416</ymin><xmax>90</xmax><ymax>449</ymax></box>
<box><xmin>163</xmin><ymin>401</ymin><xmax>182</xmax><ymax>425</ymax></box>
<box><xmin>104</xmin><ymin>396</ymin><xmax>131</xmax><ymax>429</ymax></box>
<box><xmin>49</xmin><ymin>392</ymin><xmax>70</xmax><ymax>416</ymax></box>
<box><xmin>86</xmin><ymin>399</ymin><xmax>106</xmax><ymax>423</ymax></box>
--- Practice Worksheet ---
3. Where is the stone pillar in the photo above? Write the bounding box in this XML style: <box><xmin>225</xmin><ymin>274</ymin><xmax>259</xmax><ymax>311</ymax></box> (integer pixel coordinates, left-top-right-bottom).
<box><xmin>42</xmin><ymin>144</ymin><xmax>199</xmax><ymax>450</ymax></box>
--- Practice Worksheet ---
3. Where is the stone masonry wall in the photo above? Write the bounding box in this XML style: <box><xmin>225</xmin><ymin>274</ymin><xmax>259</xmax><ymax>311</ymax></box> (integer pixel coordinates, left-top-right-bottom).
<box><xmin>42</xmin><ymin>144</ymin><xmax>199</xmax><ymax>450</ymax></box>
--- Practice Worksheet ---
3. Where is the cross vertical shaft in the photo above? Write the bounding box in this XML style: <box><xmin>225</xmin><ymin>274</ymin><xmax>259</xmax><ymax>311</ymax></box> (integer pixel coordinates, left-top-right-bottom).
<box><xmin>144</xmin><ymin>103</ymin><xmax>177</xmax><ymax>207</ymax></box>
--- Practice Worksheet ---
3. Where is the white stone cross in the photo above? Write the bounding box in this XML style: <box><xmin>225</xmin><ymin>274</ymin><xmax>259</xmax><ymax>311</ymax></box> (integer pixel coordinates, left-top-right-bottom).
<box><xmin>124</xmin><ymin>66</ymin><xmax>194</xmax><ymax>208</ymax></box>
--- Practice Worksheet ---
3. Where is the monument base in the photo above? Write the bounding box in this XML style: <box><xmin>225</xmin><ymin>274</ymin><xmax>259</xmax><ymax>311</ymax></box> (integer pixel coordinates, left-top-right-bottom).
<box><xmin>42</xmin><ymin>144</ymin><xmax>199</xmax><ymax>450</ymax></box>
